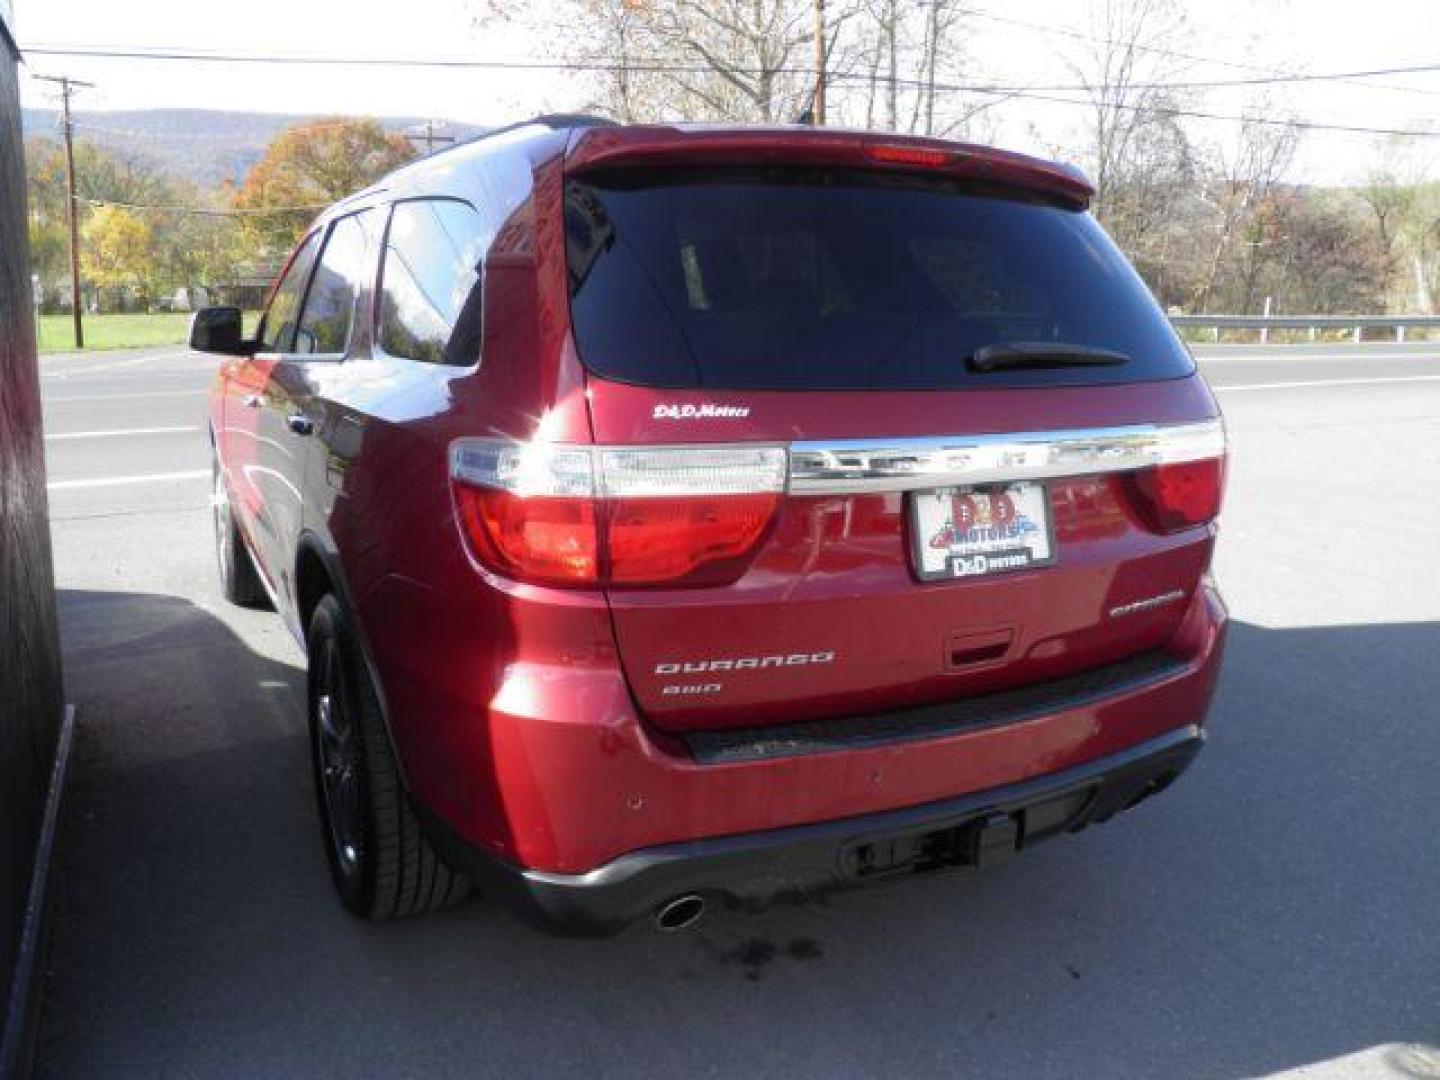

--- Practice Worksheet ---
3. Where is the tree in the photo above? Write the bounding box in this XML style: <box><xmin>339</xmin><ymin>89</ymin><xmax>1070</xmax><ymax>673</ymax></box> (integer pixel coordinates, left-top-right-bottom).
<box><xmin>1066</xmin><ymin>0</ymin><xmax>1197</xmax><ymax>255</ymax></box>
<box><xmin>857</xmin><ymin>0</ymin><xmax>972</xmax><ymax>136</ymax></box>
<box><xmin>1265</xmin><ymin>191</ymin><xmax>1388</xmax><ymax>315</ymax></box>
<box><xmin>25</xmin><ymin>138</ymin><xmax>65</xmax><ymax>283</ymax></box>
<box><xmin>910</xmin><ymin>0</ymin><xmax>967</xmax><ymax>136</ymax></box>
<box><xmin>485</xmin><ymin>0</ymin><xmax>988</xmax><ymax>133</ymax></box>
<box><xmin>1190</xmin><ymin>111</ymin><xmax>1299</xmax><ymax>313</ymax></box>
<box><xmin>1358</xmin><ymin>138</ymin><xmax>1439</xmax><ymax>313</ymax></box>
<box><xmin>235</xmin><ymin>118</ymin><xmax>414</xmax><ymax>252</ymax></box>
<box><xmin>26</xmin><ymin>136</ymin><xmax>175</xmax><ymax>308</ymax></box>
<box><xmin>81</xmin><ymin>206</ymin><xmax>154</xmax><ymax>306</ymax></box>
<box><xmin>26</xmin><ymin>137</ymin><xmax>172</xmax><ymax>221</ymax></box>
<box><xmin>146</xmin><ymin>182</ymin><xmax>251</xmax><ymax>302</ymax></box>
<box><xmin>1410</xmin><ymin>185</ymin><xmax>1440</xmax><ymax>314</ymax></box>
<box><xmin>560</xmin><ymin>0</ymin><xmax>826</xmax><ymax>123</ymax></box>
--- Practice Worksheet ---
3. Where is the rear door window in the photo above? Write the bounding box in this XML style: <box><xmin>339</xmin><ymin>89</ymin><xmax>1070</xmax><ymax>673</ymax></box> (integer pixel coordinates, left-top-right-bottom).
<box><xmin>564</xmin><ymin>169</ymin><xmax>1194</xmax><ymax>390</ymax></box>
<box><xmin>377</xmin><ymin>199</ymin><xmax>491</xmax><ymax>366</ymax></box>
<box><xmin>258</xmin><ymin>230</ymin><xmax>321</xmax><ymax>353</ymax></box>
<box><xmin>294</xmin><ymin>212</ymin><xmax>371</xmax><ymax>356</ymax></box>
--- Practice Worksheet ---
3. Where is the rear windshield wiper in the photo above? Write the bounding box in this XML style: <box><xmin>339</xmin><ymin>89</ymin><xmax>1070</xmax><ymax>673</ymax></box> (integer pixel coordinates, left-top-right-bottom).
<box><xmin>967</xmin><ymin>342</ymin><xmax>1130</xmax><ymax>373</ymax></box>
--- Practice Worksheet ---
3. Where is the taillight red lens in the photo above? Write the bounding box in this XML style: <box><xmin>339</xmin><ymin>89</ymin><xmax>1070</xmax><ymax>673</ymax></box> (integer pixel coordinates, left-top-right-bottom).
<box><xmin>455</xmin><ymin>489</ymin><xmax>779</xmax><ymax>587</ymax></box>
<box><xmin>450</xmin><ymin>441</ymin><xmax>787</xmax><ymax>588</ymax></box>
<box><xmin>456</xmin><ymin>487</ymin><xmax>599</xmax><ymax>585</ymax></box>
<box><xmin>1126</xmin><ymin>456</ymin><xmax>1226</xmax><ymax>533</ymax></box>
<box><xmin>608</xmin><ymin>494</ymin><xmax>780</xmax><ymax>584</ymax></box>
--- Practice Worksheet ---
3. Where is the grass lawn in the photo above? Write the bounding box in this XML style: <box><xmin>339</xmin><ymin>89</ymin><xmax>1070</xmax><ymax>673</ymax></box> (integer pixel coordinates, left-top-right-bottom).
<box><xmin>36</xmin><ymin>311</ymin><xmax>260</xmax><ymax>355</ymax></box>
<box><xmin>38</xmin><ymin>311</ymin><xmax>193</xmax><ymax>354</ymax></box>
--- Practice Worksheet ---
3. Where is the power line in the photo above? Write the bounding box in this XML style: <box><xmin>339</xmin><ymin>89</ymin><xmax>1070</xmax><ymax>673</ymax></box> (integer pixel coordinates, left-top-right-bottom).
<box><xmin>66</xmin><ymin>117</ymin><xmax>426</xmax><ymax>142</ymax></box>
<box><xmin>1037</xmin><ymin>62</ymin><xmax>1440</xmax><ymax>94</ymax></box>
<box><xmin>20</xmin><ymin>43</ymin><xmax>1440</xmax><ymax>140</ymax></box>
<box><xmin>80</xmin><ymin>196</ymin><xmax>327</xmax><ymax>216</ymax></box>
<box><xmin>991</xmin><ymin>88</ymin><xmax>1438</xmax><ymax>139</ymax></box>
<box><xmin>20</xmin><ymin>41</ymin><xmax>1440</xmax><ymax>94</ymax></box>
<box><xmin>966</xmin><ymin>9</ymin><xmax>1440</xmax><ymax>98</ymax></box>
<box><xmin>18</xmin><ymin>43</ymin><xmax>691</xmax><ymax>69</ymax></box>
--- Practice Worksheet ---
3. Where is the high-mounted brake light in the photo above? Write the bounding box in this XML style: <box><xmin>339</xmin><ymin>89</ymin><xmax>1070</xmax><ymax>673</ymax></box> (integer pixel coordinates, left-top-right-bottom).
<box><xmin>866</xmin><ymin>144</ymin><xmax>953</xmax><ymax>167</ymax></box>
<box><xmin>450</xmin><ymin>441</ymin><xmax>787</xmax><ymax>588</ymax></box>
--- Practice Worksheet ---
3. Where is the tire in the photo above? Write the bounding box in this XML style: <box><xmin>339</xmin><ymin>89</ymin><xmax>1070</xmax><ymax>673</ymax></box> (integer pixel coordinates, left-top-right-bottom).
<box><xmin>213</xmin><ymin>460</ymin><xmax>268</xmax><ymax>608</ymax></box>
<box><xmin>306</xmin><ymin>594</ymin><xmax>471</xmax><ymax>919</ymax></box>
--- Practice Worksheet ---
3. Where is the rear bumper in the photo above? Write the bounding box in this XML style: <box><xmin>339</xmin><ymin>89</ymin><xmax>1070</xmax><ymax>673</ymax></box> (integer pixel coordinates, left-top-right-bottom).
<box><xmin>396</xmin><ymin>579</ymin><xmax>1224</xmax><ymax>876</ymax></box>
<box><xmin>422</xmin><ymin>724</ymin><xmax>1204</xmax><ymax>936</ymax></box>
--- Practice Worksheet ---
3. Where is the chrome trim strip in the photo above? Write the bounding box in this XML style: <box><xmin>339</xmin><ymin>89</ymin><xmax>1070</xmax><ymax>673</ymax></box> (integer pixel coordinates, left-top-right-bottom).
<box><xmin>788</xmin><ymin>420</ymin><xmax>1224</xmax><ymax>494</ymax></box>
<box><xmin>1109</xmin><ymin>588</ymin><xmax>1188</xmax><ymax>619</ymax></box>
<box><xmin>449</xmin><ymin>438</ymin><xmax>790</xmax><ymax>498</ymax></box>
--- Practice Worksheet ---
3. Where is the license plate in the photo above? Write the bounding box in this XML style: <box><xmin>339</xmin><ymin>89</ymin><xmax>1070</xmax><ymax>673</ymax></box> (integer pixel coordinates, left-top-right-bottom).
<box><xmin>910</xmin><ymin>482</ymin><xmax>1055</xmax><ymax>581</ymax></box>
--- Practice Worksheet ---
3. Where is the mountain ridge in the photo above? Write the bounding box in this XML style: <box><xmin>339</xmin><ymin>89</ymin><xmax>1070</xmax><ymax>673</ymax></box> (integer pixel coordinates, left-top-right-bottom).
<box><xmin>21</xmin><ymin>108</ymin><xmax>487</xmax><ymax>186</ymax></box>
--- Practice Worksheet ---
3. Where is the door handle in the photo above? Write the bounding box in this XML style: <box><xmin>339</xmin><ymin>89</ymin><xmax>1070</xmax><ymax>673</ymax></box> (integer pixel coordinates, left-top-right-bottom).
<box><xmin>242</xmin><ymin>394</ymin><xmax>262</xmax><ymax>409</ymax></box>
<box><xmin>287</xmin><ymin>413</ymin><xmax>315</xmax><ymax>436</ymax></box>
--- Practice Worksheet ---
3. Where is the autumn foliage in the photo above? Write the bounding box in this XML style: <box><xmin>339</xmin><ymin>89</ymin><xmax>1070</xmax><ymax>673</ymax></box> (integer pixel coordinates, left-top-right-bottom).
<box><xmin>234</xmin><ymin>118</ymin><xmax>415</xmax><ymax>252</ymax></box>
<box><xmin>81</xmin><ymin>206</ymin><xmax>154</xmax><ymax>300</ymax></box>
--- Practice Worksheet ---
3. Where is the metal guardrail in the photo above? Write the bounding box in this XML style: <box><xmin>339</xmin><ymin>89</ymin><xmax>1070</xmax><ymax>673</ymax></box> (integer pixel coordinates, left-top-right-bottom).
<box><xmin>1170</xmin><ymin>314</ymin><xmax>1440</xmax><ymax>343</ymax></box>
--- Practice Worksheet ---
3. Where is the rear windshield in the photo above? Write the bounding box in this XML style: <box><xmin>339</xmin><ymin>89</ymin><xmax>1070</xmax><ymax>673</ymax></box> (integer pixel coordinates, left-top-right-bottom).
<box><xmin>564</xmin><ymin>169</ymin><xmax>1193</xmax><ymax>390</ymax></box>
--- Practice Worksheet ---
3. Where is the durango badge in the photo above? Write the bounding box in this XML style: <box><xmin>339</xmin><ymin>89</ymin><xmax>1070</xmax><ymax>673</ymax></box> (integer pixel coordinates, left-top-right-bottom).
<box><xmin>654</xmin><ymin>652</ymin><xmax>836</xmax><ymax>675</ymax></box>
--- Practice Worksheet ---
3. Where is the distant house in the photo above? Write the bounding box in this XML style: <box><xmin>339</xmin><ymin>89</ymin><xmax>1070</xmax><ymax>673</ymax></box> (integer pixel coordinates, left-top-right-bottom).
<box><xmin>208</xmin><ymin>263</ymin><xmax>283</xmax><ymax>311</ymax></box>
<box><xmin>152</xmin><ymin>264</ymin><xmax>283</xmax><ymax>313</ymax></box>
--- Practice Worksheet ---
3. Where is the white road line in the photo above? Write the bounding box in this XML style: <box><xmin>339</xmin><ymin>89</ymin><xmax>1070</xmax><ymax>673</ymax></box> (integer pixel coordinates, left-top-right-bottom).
<box><xmin>47</xmin><ymin>470</ymin><xmax>209</xmax><ymax>491</ymax></box>
<box><xmin>1199</xmin><ymin>352</ymin><xmax>1440</xmax><ymax>364</ymax></box>
<box><xmin>45</xmin><ymin>426</ymin><xmax>199</xmax><ymax>441</ymax></box>
<box><xmin>43</xmin><ymin>352</ymin><xmax>203</xmax><ymax>370</ymax></box>
<box><xmin>43</xmin><ymin>389</ymin><xmax>206</xmax><ymax>403</ymax></box>
<box><xmin>41</xmin><ymin>350</ymin><xmax>193</xmax><ymax>377</ymax></box>
<box><xmin>1212</xmin><ymin>375</ymin><xmax>1440</xmax><ymax>392</ymax></box>
<box><xmin>41</xmin><ymin>370</ymin><xmax>207</xmax><ymax>384</ymax></box>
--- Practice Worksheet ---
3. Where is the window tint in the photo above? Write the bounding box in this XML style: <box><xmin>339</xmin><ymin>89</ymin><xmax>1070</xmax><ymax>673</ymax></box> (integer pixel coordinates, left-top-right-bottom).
<box><xmin>378</xmin><ymin>199</ymin><xmax>489</xmax><ymax>365</ymax></box>
<box><xmin>295</xmin><ymin>213</ymin><xmax>371</xmax><ymax>356</ymax></box>
<box><xmin>258</xmin><ymin>231</ymin><xmax>321</xmax><ymax>353</ymax></box>
<box><xmin>565</xmin><ymin>170</ymin><xmax>1195</xmax><ymax>390</ymax></box>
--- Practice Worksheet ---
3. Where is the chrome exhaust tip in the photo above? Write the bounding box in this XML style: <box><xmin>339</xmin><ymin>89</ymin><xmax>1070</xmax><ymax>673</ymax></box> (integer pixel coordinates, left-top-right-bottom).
<box><xmin>654</xmin><ymin>893</ymin><xmax>707</xmax><ymax>933</ymax></box>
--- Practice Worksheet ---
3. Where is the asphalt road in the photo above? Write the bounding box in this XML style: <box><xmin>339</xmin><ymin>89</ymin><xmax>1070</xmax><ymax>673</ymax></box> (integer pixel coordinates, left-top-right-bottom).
<box><xmin>36</xmin><ymin>342</ymin><xmax>1440</xmax><ymax>1079</ymax></box>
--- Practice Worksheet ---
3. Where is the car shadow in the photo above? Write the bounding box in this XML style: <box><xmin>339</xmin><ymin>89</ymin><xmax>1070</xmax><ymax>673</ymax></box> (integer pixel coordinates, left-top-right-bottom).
<box><xmin>39</xmin><ymin>591</ymin><xmax>1440</xmax><ymax>1079</ymax></box>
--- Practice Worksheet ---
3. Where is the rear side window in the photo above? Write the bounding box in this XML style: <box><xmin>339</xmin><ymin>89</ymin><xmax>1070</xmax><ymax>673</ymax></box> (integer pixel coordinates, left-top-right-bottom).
<box><xmin>295</xmin><ymin>213</ymin><xmax>371</xmax><ymax>356</ymax></box>
<box><xmin>564</xmin><ymin>169</ymin><xmax>1194</xmax><ymax>390</ymax></box>
<box><xmin>258</xmin><ymin>230</ymin><xmax>321</xmax><ymax>353</ymax></box>
<box><xmin>378</xmin><ymin>199</ymin><xmax>489</xmax><ymax>366</ymax></box>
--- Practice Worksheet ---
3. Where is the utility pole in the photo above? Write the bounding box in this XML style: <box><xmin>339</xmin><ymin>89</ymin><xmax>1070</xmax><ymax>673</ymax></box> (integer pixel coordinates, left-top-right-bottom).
<box><xmin>410</xmin><ymin>120</ymin><xmax>455</xmax><ymax>155</ymax></box>
<box><xmin>813</xmin><ymin>0</ymin><xmax>827</xmax><ymax>126</ymax></box>
<box><xmin>35</xmin><ymin>74</ymin><xmax>93</xmax><ymax>349</ymax></box>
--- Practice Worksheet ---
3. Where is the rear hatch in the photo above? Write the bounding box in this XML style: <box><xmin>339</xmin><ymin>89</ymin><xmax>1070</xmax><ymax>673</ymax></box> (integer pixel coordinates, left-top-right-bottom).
<box><xmin>561</xmin><ymin>133</ymin><xmax>1223</xmax><ymax>734</ymax></box>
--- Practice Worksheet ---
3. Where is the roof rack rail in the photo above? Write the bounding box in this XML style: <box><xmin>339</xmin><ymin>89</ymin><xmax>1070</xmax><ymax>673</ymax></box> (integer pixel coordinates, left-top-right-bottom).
<box><xmin>532</xmin><ymin>114</ymin><xmax>619</xmax><ymax>132</ymax></box>
<box><xmin>416</xmin><ymin>113</ymin><xmax>617</xmax><ymax>162</ymax></box>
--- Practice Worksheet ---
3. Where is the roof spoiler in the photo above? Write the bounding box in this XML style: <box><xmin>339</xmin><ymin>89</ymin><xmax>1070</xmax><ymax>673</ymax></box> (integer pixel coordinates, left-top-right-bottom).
<box><xmin>564</xmin><ymin>126</ymin><xmax>1094</xmax><ymax>208</ymax></box>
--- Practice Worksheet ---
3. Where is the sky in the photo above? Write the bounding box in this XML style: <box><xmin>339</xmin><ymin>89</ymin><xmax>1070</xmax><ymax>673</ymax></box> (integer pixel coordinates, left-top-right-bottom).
<box><xmin>13</xmin><ymin>0</ymin><xmax>1440</xmax><ymax>186</ymax></box>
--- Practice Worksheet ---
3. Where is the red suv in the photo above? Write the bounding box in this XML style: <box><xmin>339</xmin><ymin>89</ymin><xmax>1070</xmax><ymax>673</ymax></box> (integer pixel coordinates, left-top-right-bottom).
<box><xmin>193</xmin><ymin>116</ymin><xmax>1227</xmax><ymax>935</ymax></box>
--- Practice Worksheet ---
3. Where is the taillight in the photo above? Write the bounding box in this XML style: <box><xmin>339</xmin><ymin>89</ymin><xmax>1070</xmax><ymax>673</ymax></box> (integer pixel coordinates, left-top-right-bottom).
<box><xmin>1124</xmin><ymin>420</ymin><xmax>1227</xmax><ymax>533</ymax></box>
<box><xmin>450</xmin><ymin>440</ymin><xmax>787</xmax><ymax>588</ymax></box>
<box><xmin>456</xmin><ymin>491</ymin><xmax>598</xmax><ymax>584</ymax></box>
<box><xmin>607</xmin><ymin>494</ymin><xmax>779</xmax><ymax>583</ymax></box>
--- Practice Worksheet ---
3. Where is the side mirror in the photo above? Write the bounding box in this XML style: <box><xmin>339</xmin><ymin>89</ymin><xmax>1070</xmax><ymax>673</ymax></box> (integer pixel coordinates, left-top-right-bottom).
<box><xmin>189</xmin><ymin>306</ymin><xmax>254</xmax><ymax>356</ymax></box>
